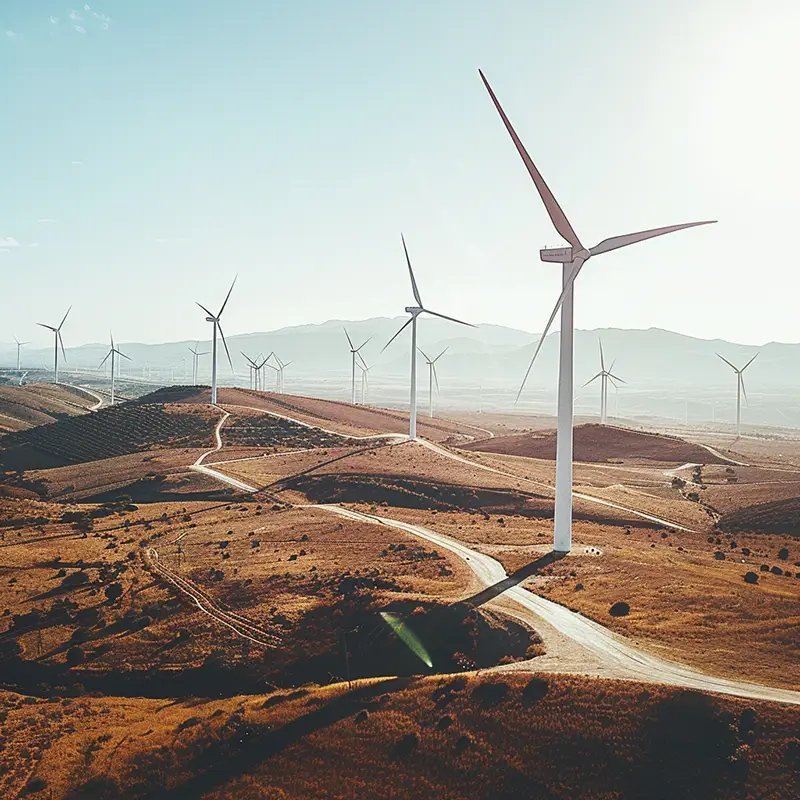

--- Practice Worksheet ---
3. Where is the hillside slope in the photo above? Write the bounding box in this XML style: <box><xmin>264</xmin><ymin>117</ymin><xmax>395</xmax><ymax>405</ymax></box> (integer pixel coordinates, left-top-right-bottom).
<box><xmin>462</xmin><ymin>424</ymin><xmax>730</xmax><ymax>464</ymax></box>
<box><xmin>0</xmin><ymin>383</ymin><xmax>95</xmax><ymax>433</ymax></box>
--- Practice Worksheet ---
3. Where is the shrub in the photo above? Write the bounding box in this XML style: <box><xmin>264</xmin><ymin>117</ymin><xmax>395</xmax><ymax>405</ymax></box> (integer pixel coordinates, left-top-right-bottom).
<box><xmin>394</xmin><ymin>732</ymin><xmax>419</xmax><ymax>759</ymax></box>
<box><xmin>609</xmin><ymin>601</ymin><xmax>630</xmax><ymax>617</ymax></box>
<box><xmin>743</xmin><ymin>571</ymin><xmax>758</xmax><ymax>585</ymax></box>
<box><xmin>714</xmin><ymin>551</ymin><xmax>726</xmax><ymax>560</ymax></box>
<box><xmin>104</xmin><ymin>583</ymin><xmax>123</xmax><ymax>602</ymax></box>
<box><xmin>66</xmin><ymin>646</ymin><xmax>85</xmax><ymax>667</ymax></box>
<box><xmin>778</xmin><ymin>547</ymin><xmax>789</xmax><ymax>561</ymax></box>
<box><xmin>521</xmin><ymin>677</ymin><xmax>549</xmax><ymax>707</ymax></box>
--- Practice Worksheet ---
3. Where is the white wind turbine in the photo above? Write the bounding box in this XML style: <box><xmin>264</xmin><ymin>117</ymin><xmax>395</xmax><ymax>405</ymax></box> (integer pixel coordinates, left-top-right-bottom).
<box><xmin>99</xmin><ymin>333</ymin><xmax>131</xmax><ymax>406</ymax></box>
<box><xmin>357</xmin><ymin>356</ymin><xmax>373</xmax><ymax>405</ymax></box>
<box><xmin>582</xmin><ymin>340</ymin><xmax>625</xmax><ymax>425</ymax></box>
<box><xmin>13</xmin><ymin>337</ymin><xmax>29</xmax><ymax>371</ymax></box>
<box><xmin>196</xmin><ymin>277</ymin><xmax>236</xmax><ymax>405</ymax></box>
<box><xmin>275</xmin><ymin>355</ymin><xmax>291</xmax><ymax>394</ymax></box>
<box><xmin>188</xmin><ymin>342</ymin><xmax>209</xmax><ymax>385</ymax></box>
<box><xmin>480</xmin><ymin>69</ymin><xmax>716</xmax><ymax>553</ymax></box>
<box><xmin>382</xmin><ymin>235</ymin><xmax>474</xmax><ymax>440</ymax></box>
<box><xmin>37</xmin><ymin>306</ymin><xmax>71</xmax><ymax>385</ymax></box>
<box><xmin>716</xmin><ymin>352</ymin><xmax>758</xmax><ymax>437</ymax></box>
<box><xmin>418</xmin><ymin>346</ymin><xmax>448</xmax><ymax>418</ymax></box>
<box><xmin>343</xmin><ymin>327</ymin><xmax>372</xmax><ymax>405</ymax></box>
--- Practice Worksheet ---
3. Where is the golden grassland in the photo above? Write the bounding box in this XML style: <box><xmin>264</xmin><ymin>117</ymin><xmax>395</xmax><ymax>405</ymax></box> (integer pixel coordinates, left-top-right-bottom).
<box><xmin>2</xmin><ymin>673</ymin><xmax>799</xmax><ymax>799</ymax></box>
<box><xmin>368</xmin><ymin>506</ymin><xmax>800</xmax><ymax>689</ymax></box>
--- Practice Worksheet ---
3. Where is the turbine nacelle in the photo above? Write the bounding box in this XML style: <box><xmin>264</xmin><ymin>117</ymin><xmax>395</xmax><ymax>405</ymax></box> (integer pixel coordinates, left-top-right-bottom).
<box><xmin>405</xmin><ymin>306</ymin><xmax>423</xmax><ymax>315</ymax></box>
<box><xmin>540</xmin><ymin>247</ymin><xmax>574</xmax><ymax>263</ymax></box>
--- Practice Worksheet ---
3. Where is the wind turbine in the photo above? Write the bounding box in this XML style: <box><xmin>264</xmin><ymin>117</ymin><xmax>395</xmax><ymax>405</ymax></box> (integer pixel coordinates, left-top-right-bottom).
<box><xmin>275</xmin><ymin>355</ymin><xmax>291</xmax><ymax>394</ymax></box>
<box><xmin>382</xmin><ymin>235</ymin><xmax>474</xmax><ymax>440</ymax></box>
<box><xmin>99</xmin><ymin>333</ymin><xmax>131</xmax><ymax>406</ymax></box>
<box><xmin>480</xmin><ymin>69</ymin><xmax>716</xmax><ymax>553</ymax></box>
<box><xmin>343</xmin><ymin>328</ymin><xmax>371</xmax><ymax>405</ymax></box>
<box><xmin>418</xmin><ymin>346</ymin><xmax>448</xmax><ymax>418</ymax></box>
<box><xmin>196</xmin><ymin>277</ymin><xmax>236</xmax><ymax>404</ymax></box>
<box><xmin>717</xmin><ymin>352</ymin><xmax>758</xmax><ymax>437</ymax></box>
<box><xmin>37</xmin><ymin>306</ymin><xmax>71</xmax><ymax>385</ymax></box>
<box><xmin>188</xmin><ymin>342</ymin><xmax>209</xmax><ymax>385</ymax></box>
<box><xmin>357</xmin><ymin>356</ymin><xmax>373</xmax><ymax>405</ymax></box>
<box><xmin>582</xmin><ymin>340</ymin><xmax>625</xmax><ymax>424</ymax></box>
<box><xmin>18</xmin><ymin>371</ymin><xmax>28</xmax><ymax>386</ymax></box>
<box><xmin>241</xmin><ymin>352</ymin><xmax>258</xmax><ymax>389</ymax></box>
<box><xmin>13</xmin><ymin>337</ymin><xmax>29</xmax><ymax>371</ymax></box>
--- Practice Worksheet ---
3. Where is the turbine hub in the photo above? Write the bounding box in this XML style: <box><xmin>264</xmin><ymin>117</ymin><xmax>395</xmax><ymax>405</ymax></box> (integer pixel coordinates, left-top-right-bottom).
<box><xmin>405</xmin><ymin>306</ymin><xmax>422</xmax><ymax>315</ymax></box>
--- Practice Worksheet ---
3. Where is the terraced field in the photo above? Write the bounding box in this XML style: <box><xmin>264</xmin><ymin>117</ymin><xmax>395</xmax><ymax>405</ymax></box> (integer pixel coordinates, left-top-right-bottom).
<box><xmin>1</xmin><ymin>403</ymin><xmax>217</xmax><ymax>469</ymax></box>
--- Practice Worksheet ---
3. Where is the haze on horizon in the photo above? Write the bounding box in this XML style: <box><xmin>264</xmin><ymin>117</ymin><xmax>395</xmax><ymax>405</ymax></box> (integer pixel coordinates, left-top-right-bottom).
<box><xmin>2</xmin><ymin>0</ymin><xmax>798</xmax><ymax>349</ymax></box>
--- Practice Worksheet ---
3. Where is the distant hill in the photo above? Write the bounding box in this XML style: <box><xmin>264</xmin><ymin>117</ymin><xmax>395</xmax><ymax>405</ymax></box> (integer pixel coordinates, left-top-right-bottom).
<box><xmin>462</xmin><ymin>423</ymin><xmax>731</xmax><ymax>464</ymax></box>
<box><xmin>0</xmin><ymin>383</ymin><xmax>95</xmax><ymax>433</ymax></box>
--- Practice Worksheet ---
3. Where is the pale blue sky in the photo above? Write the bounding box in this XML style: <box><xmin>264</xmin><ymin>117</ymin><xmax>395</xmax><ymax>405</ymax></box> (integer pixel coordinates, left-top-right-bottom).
<box><xmin>2</xmin><ymin>0</ymin><xmax>798</xmax><ymax>347</ymax></box>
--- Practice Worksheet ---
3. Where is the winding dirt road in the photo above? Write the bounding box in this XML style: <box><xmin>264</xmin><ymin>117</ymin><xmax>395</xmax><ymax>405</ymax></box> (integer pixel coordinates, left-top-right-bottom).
<box><xmin>176</xmin><ymin>403</ymin><xmax>800</xmax><ymax>705</ymax></box>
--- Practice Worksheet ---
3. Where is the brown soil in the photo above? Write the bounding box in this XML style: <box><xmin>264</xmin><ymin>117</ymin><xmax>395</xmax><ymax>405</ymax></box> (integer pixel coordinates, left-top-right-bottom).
<box><xmin>463</xmin><ymin>423</ymin><xmax>731</xmax><ymax>464</ymax></box>
<box><xmin>0</xmin><ymin>383</ymin><xmax>95</xmax><ymax>433</ymax></box>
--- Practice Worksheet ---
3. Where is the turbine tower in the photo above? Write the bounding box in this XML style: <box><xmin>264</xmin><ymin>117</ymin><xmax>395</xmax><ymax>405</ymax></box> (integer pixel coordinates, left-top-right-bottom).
<box><xmin>480</xmin><ymin>69</ymin><xmax>716</xmax><ymax>553</ymax></box>
<box><xmin>343</xmin><ymin>328</ymin><xmax>371</xmax><ymax>405</ymax></box>
<box><xmin>196</xmin><ymin>277</ymin><xmax>236</xmax><ymax>405</ymax></box>
<box><xmin>357</xmin><ymin>357</ymin><xmax>373</xmax><ymax>405</ymax></box>
<box><xmin>13</xmin><ymin>337</ymin><xmax>29</xmax><ymax>372</ymax></box>
<box><xmin>418</xmin><ymin>346</ymin><xmax>448</xmax><ymax>418</ymax></box>
<box><xmin>37</xmin><ymin>306</ymin><xmax>71</xmax><ymax>385</ymax></box>
<box><xmin>99</xmin><ymin>332</ymin><xmax>131</xmax><ymax>406</ymax></box>
<box><xmin>382</xmin><ymin>235</ymin><xmax>473</xmax><ymax>440</ymax></box>
<box><xmin>275</xmin><ymin>355</ymin><xmax>291</xmax><ymax>394</ymax></box>
<box><xmin>717</xmin><ymin>352</ymin><xmax>758</xmax><ymax>437</ymax></box>
<box><xmin>582</xmin><ymin>340</ymin><xmax>625</xmax><ymax>424</ymax></box>
<box><xmin>188</xmin><ymin>342</ymin><xmax>209</xmax><ymax>385</ymax></box>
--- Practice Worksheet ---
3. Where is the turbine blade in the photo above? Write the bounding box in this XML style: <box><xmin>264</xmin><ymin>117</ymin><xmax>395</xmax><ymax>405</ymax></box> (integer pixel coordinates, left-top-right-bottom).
<box><xmin>582</xmin><ymin>372</ymin><xmax>603</xmax><ymax>388</ymax></box>
<box><xmin>590</xmin><ymin>221</ymin><xmax>716</xmax><ymax>257</ymax></box>
<box><xmin>599</xmin><ymin>338</ymin><xmax>605</xmax><ymax>371</ymax></box>
<box><xmin>343</xmin><ymin>326</ymin><xmax>355</xmax><ymax>350</ymax></box>
<box><xmin>417</xmin><ymin>347</ymin><xmax>431</xmax><ymax>362</ymax></box>
<box><xmin>740</xmin><ymin>374</ymin><xmax>749</xmax><ymax>406</ymax></box>
<box><xmin>99</xmin><ymin>351</ymin><xmax>111</xmax><ymax>368</ymax></box>
<box><xmin>241</xmin><ymin>352</ymin><xmax>259</xmax><ymax>368</ymax></box>
<box><xmin>356</xmin><ymin>351</ymin><xmax>369</xmax><ymax>370</ymax></box>
<box><xmin>37</xmin><ymin>323</ymin><xmax>56</xmax><ymax>331</ymax></box>
<box><xmin>217</xmin><ymin>322</ymin><xmax>234</xmax><ymax>372</ymax></box>
<box><xmin>282</xmin><ymin>361</ymin><xmax>292</xmax><ymax>368</ymax></box>
<box><xmin>58</xmin><ymin>305</ymin><xmax>72</xmax><ymax>331</ymax></box>
<box><xmin>607</xmin><ymin>373</ymin><xmax>626</xmax><ymax>384</ymax></box>
<box><xmin>401</xmin><ymin>233</ymin><xmax>423</xmax><ymax>307</ymax></box>
<box><xmin>742</xmin><ymin>352</ymin><xmax>759</xmax><ymax>371</ymax></box>
<box><xmin>432</xmin><ymin>363</ymin><xmax>440</xmax><ymax>394</ymax></box>
<box><xmin>515</xmin><ymin>258</ymin><xmax>586</xmax><ymax>402</ymax></box>
<box><xmin>58</xmin><ymin>331</ymin><xmax>67</xmax><ymax>361</ymax></box>
<box><xmin>433</xmin><ymin>345</ymin><xmax>449</xmax><ymax>362</ymax></box>
<box><xmin>355</xmin><ymin>335</ymin><xmax>372</xmax><ymax>352</ymax></box>
<box><xmin>381</xmin><ymin>317</ymin><xmax>413</xmax><ymax>353</ymax></box>
<box><xmin>117</xmin><ymin>350</ymin><xmax>131</xmax><ymax>361</ymax></box>
<box><xmin>716</xmin><ymin>352</ymin><xmax>738</xmax><ymax>371</ymax></box>
<box><xmin>196</xmin><ymin>302</ymin><xmax>215</xmax><ymax>318</ymax></box>
<box><xmin>422</xmin><ymin>308</ymin><xmax>475</xmax><ymax>327</ymax></box>
<box><xmin>218</xmin><ymin>275</ymin><xmax>237</xmax><ymax>317</ymax></box>
<box><xmin>479</xmin><ymin>70</ymin><xmax>582</xmax><ymax>250</ymax></box>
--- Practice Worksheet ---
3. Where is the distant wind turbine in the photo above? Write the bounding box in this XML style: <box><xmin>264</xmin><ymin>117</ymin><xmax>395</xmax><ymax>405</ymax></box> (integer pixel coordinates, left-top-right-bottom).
<box><xmin>357</xmin><ymin>356</ymin><xmax>372</xmax><ymax>405</ymax></box>
<box><xmin>480</xmin><ymin>69</ymin><xmax>716</xmax><ymax>553</ymax></box>
<box><xmin>18</xmin><ymin>371</ymin><xmax>28</xmax><ymax>386</ymax></box>
<box><xmin>582</xmin><ymin>340</ymin><xmax>625</xmax><ymax>425</ymax></box>
<box><xmin>13</xmin><ymin>336</ymin><xmax>29</xmax><ymax>371</ymax></box>
<box><xmin>382</xmin><ymin>235</ymin><xmax>474</xmax><ymax>440</ymax></box>
<box><xmin>196</xmin><ymin>277</ymin><xmax>236</xmax><ymax>404</ymax></box>
<box><xmin>37</xmin><ymin>306</ymin><xmax>71</xmax><ymax>385</ymax></box>
<box><xmin>717</xmin><ymin>352</ymin><xmax>758</xmax><ymax>437</ymax></box>
<box><xmin>99</xmin><ymin>332</ymin><xmax>131</xmax><ymax>406</ymax></box>
<box><xmin>275</xmin><ymin>355</ymin><xmax>291</xmax><ymax>394</ymax></box>
<box><xmin>343</xmin><ymin>328</ymin><xmax>371</xmax><ymax>405</ymax></box>
<box><xmin>418</xmin><ymin>346</ymin><xmax>448</xmax><ymax>418</ymax></box>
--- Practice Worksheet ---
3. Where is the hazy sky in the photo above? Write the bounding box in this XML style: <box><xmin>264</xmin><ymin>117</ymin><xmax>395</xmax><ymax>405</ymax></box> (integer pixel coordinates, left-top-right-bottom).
<box><xmin>2</xmin><ymin>0</ymin><xmax>798</xmax><ymax>348</ymax></box>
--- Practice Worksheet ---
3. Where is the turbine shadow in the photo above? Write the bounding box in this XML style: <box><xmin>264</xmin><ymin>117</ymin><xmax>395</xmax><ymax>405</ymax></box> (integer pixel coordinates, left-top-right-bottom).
<box><xmin>462</xmin><ymin>550</ymin><xmax>566</xmax><ymax>609</ymax></box>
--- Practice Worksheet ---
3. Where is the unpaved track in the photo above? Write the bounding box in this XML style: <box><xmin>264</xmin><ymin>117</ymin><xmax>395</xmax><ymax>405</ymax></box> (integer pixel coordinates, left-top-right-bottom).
<box><xmin>183</xmin><ymin>404</ymin><xmax>800</xmax><ymax>705</ymax></box>
<box><xmin>144</xmin><ymin>546</ymin><xmax>279</xmax><ymax>649</ymax></box>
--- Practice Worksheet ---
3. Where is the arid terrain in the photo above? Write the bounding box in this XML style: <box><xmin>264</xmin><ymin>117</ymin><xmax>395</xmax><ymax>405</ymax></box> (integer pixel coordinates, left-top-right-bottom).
<box><xmin>1</xmin><ymin>386</ymin><xmax>799</xmax><ymax>798</ymax></box>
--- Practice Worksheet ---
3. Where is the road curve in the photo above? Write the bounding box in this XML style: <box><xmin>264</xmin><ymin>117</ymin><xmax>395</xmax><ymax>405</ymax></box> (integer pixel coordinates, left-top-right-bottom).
<box><xmin>305</xmin><ymin>504</ymin><xmax>800</xmax><ymax>706</ymax></box>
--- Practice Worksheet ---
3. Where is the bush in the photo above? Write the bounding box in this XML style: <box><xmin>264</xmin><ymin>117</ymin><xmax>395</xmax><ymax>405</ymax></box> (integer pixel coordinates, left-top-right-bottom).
<box><xmin>714</xmin><ymin>551</ymin><xmax>726</xmax><ymax>561</ymax></box>
<box><xmin>104</xmin><ymin>583</ymin><xmax>123</xmax><ymax>602</ymax></box>
<box><xmin>521</xmin><ymin>677</ymin><xmax>549</xmax><ymax>706</ymax></box>
<box><xmin>66</xmin><ymin>645</ymin><xmax>85</xmax><ymax>667</ymax></box>
<box><xmin>778</xmin><ymin>547</ymin><xmax>789</xmax><ymax>561</ymax></box>
<box><xmin>394</xmin><ymin>732</ymin><xmax>419</xmax><ymax>759</ymax></box>
<box><xmin>609</xmin><ymin>601</ymin><xmax>630</xmax><ymax>617</ymax></box>
<box><xmin>743</xmin><ymin>571</ymin><xmax>758</xmax><ymax>585</ymax></box>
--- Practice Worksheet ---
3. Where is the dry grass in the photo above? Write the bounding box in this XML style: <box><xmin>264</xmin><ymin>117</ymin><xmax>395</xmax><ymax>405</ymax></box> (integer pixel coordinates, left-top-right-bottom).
<box><xmin>3</xmin><ymin>674</ymin><xmax>799</xmax><ymax>799</ymax></box>
<box><xmin>0</xmin><ymin>383</ymin><xmax>94</xmax><ymax>434</ymax></box>
<box><xmin>370</xmin><ymin>506</ymin><xmax>800</xmax><ymax>689</ymax></box>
